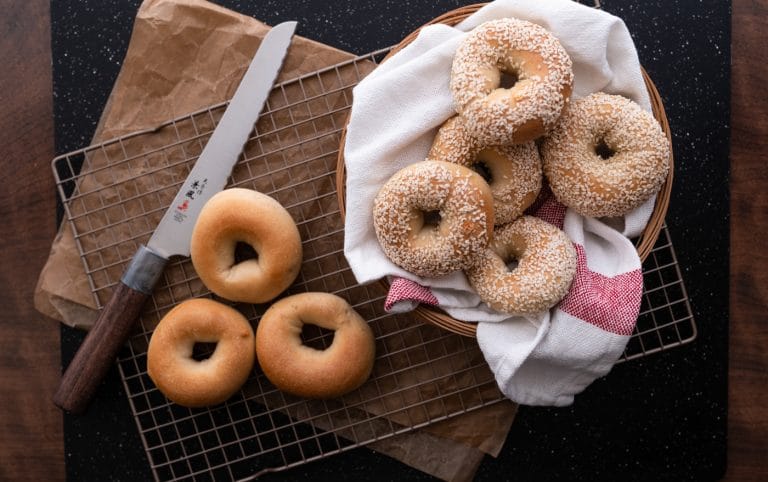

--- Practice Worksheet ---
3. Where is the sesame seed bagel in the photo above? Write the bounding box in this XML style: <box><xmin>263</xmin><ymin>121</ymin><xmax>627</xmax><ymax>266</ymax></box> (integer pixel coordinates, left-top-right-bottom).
<box><xmin>465</xmin><ymin>216</ymin><xmax>577</xmax><ymax>315</ymax></box>
<box><xmin>450</xmin><ymin>18</ymin><xmax>573</xmax><ymax>145</ymax></box>
<box><xmin>190</xmin><ymin>188</ymin><xmax>302</xmax><ymax>304</ymax></box>
<box><xmin>373</xmin><ymin>160</ymin><xmax>494</xmax><ymax>278</ymax></box>
<box><xmin>427</xmin><ymin>116</ymin><xmax>542</xmax><ymax>225</ymax></box>
<box><xmin>147</xmin><ymin>299</ymin><xmax>255</xmax><ymax>407</ymax></box>
<box><xmin>540</xmin><ymin>92</ymin><xmax>671</xmax><ymax>217</ymax></box>
<box><xmin>255</xmin><ymin>293</ymin><xmax>375</xmax><ymax>399</ymax></box>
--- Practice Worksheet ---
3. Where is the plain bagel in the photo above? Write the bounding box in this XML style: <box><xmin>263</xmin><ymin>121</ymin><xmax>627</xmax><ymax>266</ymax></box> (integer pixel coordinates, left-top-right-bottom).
<box><xmin>255</xmin><ymin>292</ymin><xmax>375</xmax><ymax>399</ymax></box>
<box><xmin>147</xmin><ymin>298</ymin><xmax>255</xmax><ymax>407</ymax></box>
<box><xmin>190</xmin><ymin>188</ymin><xmax>302</xmax><ymax>304</ymax></box>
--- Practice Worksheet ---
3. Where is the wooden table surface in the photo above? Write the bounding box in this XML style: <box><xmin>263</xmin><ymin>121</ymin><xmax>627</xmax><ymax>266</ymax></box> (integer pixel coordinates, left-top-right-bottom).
<box><xmin>1</xmin><ymin>0</ymin><xmax>764</xmax><ymax>480</ymax></box>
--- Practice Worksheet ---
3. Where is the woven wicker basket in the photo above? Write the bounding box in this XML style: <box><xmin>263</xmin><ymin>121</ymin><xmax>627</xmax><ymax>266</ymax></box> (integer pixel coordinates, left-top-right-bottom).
<box><xmin>336</xmin><ymin>3</ymin><xmax>674</xmax><ymax>338</ymax></box>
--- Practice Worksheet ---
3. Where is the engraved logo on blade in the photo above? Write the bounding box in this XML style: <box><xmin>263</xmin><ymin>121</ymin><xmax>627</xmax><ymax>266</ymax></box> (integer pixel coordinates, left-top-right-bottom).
<box><xmin>173</xmin><ymin>177</ymin><xmax>208</xmax><ymax>223</ymax></box>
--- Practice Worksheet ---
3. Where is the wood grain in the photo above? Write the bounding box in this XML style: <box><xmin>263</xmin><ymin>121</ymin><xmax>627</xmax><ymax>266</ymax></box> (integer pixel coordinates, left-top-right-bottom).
<box><xmin>0</xmin><ymin>0</ymin><xmax>64</xmax><ymax>480</ymax></box>
<box><xmin>728</xmin><ymin>0</ymin><xmax>768</xmax><ymax>479</ymax></box>
<box><xmin>54</xmin><ymin>282</ymin><xmax>150</xmax><ymax>414</ymax></box>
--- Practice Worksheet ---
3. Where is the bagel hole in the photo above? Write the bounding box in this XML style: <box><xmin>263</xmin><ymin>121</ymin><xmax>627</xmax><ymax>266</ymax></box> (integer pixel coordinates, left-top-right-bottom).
<box><xmin>422</xmin><ymin>210</ymin><xmax>442</xmax><ymax>229</ymax></box>
<box><xmin>499</xmin><ymin>70</ymin><xmax>520</xmax><ymax>89</ymax></box>
<box><xmin>233</xmin><ymin>241</ymin><xmax>258</xmax><ymax>265</ymax></box>
<box><xmin>498</xmin><ymin>241</ymin><xmax>524</xmax><ymax>272</ymax></box>
<box><xmin>191</xmin><ymin>342</ymin><xmax>217</xmax><ymax>361</ymax></box>
<box><xmin>471</xmin><ymin>161</ymin><xmax>494</xmax><ymax>184</ymax></box>
<box><xmin>505</xmin><ymin>259</ymin><xmax>520</xmax><ymax>272</ymax></box>
<box><xmin>594</xmin><ymin>139</ymin><xmax>616</xmax><ymax>160</ymax></box>
<box><xmin>300</xmin><ymin>324</ymin><xmax>334</xmax><ymax>351</ymax></box>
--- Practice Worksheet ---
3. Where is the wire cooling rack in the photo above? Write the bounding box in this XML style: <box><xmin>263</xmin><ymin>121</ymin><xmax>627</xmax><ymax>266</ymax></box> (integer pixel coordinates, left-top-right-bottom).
<box><xmin>52</xmin><ymin>47</ymin><xmax>696</xmax><ymax>481</ymax></box>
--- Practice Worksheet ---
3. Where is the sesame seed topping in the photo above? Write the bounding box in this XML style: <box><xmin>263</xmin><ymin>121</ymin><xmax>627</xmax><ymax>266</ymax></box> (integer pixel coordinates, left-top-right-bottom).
<box><xmin>373</xmin><ymin>161</ymin><xmax>494</xmax><ymax>278</ymax></box>
<box><xmin>540</xmin><ymin>92</ymin><xmax>671</xmax><ymax>217</ymax></box>
<box><xmin>450</xmin><ymin>18</ymin><xmax>574</xmax><ymax>145</ymax></box>
<box><xmin>465</xmin><ymin>216</ymin><xmax>577</xmax><ymax>314</ymax></box>
<box><xmin>427</xmin><ymin>116</ymin><xmax>542</xmax><ymax>225</ymax></box>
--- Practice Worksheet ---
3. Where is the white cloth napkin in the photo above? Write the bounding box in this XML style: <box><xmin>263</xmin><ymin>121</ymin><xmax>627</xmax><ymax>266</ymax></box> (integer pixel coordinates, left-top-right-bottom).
<box><xmin>343</xmin><ymin>0</ymin><xmax>655</xmax><ymax>405</ymax></box>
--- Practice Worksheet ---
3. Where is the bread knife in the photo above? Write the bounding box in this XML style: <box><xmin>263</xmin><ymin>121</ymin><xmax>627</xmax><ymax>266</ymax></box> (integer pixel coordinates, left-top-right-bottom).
<box><xmin>53</xmin><ymin>21</ymin><xmax>298</xmax><ymax>414</ymax></box>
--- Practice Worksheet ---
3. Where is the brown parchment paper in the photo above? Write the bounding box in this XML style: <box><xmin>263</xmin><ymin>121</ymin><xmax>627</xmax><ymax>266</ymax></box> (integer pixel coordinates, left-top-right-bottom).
<box><xmin>34</xmin><ymin>0</ymin><xmax>517</xmax><ymax>479</ymax></box>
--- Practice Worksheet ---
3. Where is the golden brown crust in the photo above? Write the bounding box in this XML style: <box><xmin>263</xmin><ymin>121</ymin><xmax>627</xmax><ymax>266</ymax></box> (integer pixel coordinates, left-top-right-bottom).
<box><xmin>427</xmin><ymin>116</ymin><xmax>542</xmax><ymax>225</ymax></box>
<box><xmin>372</xmin><ymin>160</ymin><xmax>494</xmax><ymax>278</ymax></box>
<box><xmin>255</xmin><ymin>293</ymin><xmax>375</xmax><ymax>399</ymax></box>
<box><xmin>147</xmin><ymin>299</ymin><xmax>255</xmax><ymax>407</ymax></box>
<box><xmin>540</xmin><ymin>93</ymin><xmax>671</xmax><ymax>217</ymax></box>
<box><xmin>450</xmin><ymin>18</ymin><xmax>573</xmax><ymax>145</ymax></box>
<box><xmin>465</xmin><ymin>216</ymin><xmax>577</xmax><ymax>314</ymax></box>
<box><xmin>190</xmin><ymin>188</ymin><xmax>302</xmax><ymax>303</ymax></box>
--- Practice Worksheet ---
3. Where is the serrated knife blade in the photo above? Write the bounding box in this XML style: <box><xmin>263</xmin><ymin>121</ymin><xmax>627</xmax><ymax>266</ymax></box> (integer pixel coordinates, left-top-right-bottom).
<box><xmin>53</xmin><ymin>21</ymin><xmax>298</xmax><ymax>414</ymax></box>
<box><xmin>151</xmin><ymin>20</ymin><xmax>297</xmax><ymax>259</ymax></box>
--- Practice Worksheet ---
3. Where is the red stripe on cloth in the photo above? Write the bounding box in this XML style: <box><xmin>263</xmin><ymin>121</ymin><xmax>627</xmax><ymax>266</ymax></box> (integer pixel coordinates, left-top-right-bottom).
<box><xmin>525</xmin><ymin>185</ymin><xmax>566</xmax><ymax>229</ymax></box>
<box><xmin>385</xmin><ymin>277</ymin><xmax>439</xmax><ymax>311</ymax></box>
<box><xmin>557</xmin><ymin>244</ymin><xmax>642</xmax><ymax>336</ymax></box>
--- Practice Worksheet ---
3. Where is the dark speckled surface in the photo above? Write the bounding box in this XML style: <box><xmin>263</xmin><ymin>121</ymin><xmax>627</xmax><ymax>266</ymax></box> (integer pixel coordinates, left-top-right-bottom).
<box><xmin>53</xmin><ymin>0</ymin><xmax>730</xmax><ymax>480</ymax></box>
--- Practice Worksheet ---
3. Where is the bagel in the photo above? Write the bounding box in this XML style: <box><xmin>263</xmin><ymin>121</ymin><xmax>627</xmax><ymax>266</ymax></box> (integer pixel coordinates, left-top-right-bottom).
<box><xmin>147</xmin><ymin>298</ymin><xmax>255</xmax><ymax>407</ymax></box>
<box><xmin>372</xmin><ymin>160</ymin><xmax>494</xmax><ymax>278</ymax></box>
<box><xmin>190</xmin><ymin>188</ymin><xmax>302</xmax><ymax>303</ymax></box>
<box><xmin>428</xmin><ymin>115</ymin><xmax>542</xmax><ymax>225</ymax></box>
<box><xmin>255</xmin><ymin>293</ymin><xmax>375</xmax><ymax>399</ymax></box>
<box><xmin>540</xmin><ymin>92</ymin><xmax>671</xmax><ymax>217</ymax></box>
<box><xmin>450</xmin><ymin>18</ymin><xmax>573</xmax><ymax>145</ymax></box>
<box><xmin>465</xmin><ymin>216</ymin><xmax>577</xmax><ymax>314</ymax></box>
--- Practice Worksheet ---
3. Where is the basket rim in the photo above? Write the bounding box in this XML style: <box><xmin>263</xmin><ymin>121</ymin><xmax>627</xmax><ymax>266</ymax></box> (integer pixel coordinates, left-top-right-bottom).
<box><xmin>336</xmin><ymin>3</ymin><xmax>674</xmax><ymax>338</ymax></box>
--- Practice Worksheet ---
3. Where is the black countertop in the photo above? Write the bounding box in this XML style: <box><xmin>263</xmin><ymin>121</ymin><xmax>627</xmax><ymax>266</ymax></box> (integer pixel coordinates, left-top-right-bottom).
<box><xmin>54</xmin><ymin>0</ymin><xmax>730</xmax><ymax>480</ymax></box>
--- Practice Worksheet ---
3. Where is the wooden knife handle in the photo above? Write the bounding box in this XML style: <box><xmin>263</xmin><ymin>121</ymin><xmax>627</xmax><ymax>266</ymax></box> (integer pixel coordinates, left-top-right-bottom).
<box><xmin>53</xmin><ymin>245</ymin><xmax>167</xmax><ymax>414</ymax></box>
<box><xmin>53</xmin><ymin>282</ymin><xmax>149</xmax><ymax>413</ymax></box>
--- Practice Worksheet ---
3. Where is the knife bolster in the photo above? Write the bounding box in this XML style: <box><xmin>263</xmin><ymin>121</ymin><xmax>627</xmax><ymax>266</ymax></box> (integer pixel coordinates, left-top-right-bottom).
<box><xmin>122</xmin><ymin>245</ymin><xmax>168</xmax><ymax>294</ymax></box>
